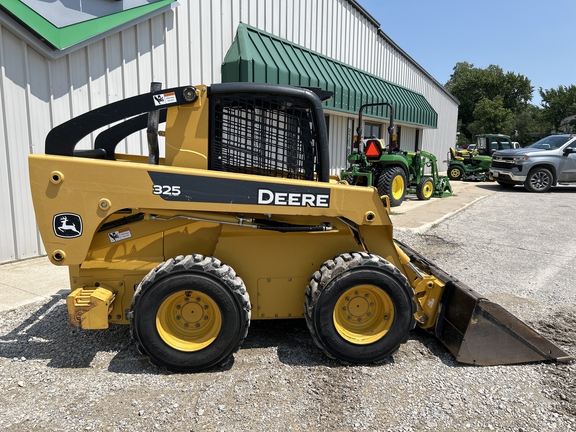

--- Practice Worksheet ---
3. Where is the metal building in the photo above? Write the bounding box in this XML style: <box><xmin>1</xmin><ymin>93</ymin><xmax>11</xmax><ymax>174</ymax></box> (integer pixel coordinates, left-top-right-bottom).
<box><xmin>0</xmin><ymin>0</ymin><xmax>458</xmax><ymax>263</ymax></box>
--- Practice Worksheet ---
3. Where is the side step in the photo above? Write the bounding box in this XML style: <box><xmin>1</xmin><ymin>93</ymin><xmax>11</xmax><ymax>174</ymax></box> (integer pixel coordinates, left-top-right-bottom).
<box><xmin>396</xmin><ymin>239</ymin><xmax>574</xmax><ymax>365</ymax></box>
<box><xmin>67</xmin><ymin>287</ymin><xmax>116</xmax><ymax>329</ymax></box>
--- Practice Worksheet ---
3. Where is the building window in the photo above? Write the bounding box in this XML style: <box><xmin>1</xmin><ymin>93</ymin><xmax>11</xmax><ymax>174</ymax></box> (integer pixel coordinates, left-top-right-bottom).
<box><xmin>364</xmin><ymin>123</ymin><xmax>381</xmax><ymax>139</ymax></box>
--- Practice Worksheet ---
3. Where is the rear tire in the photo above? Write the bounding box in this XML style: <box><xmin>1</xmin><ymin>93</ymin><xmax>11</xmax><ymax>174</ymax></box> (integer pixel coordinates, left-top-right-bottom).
<box><xmin>130</xmin><ymin>255</ymin><xmax>251</xmax><ymax>372</ymax></box>
<box><xmin>448</xmin><ymin>164</ymin><xmax>464</xmax><ymax>180</ymax></box>
<box><xmin>524</xmin><ymin>167</ymin><xmax>553</xmax><ymax>193</ymax></box>
<box><xmin>377</xmin><ymin>167</ymin><xmax>407</xmax><ymax>207</ymax></box>
<box><xmin>305</xmin><ymin>252</ymin><xmax>416</xmax><ymax>364</ymax></box>
<box><xmin>416</xmin><ymin>177</ymin><xmax>434</xmax><ymax>200</ymax></box>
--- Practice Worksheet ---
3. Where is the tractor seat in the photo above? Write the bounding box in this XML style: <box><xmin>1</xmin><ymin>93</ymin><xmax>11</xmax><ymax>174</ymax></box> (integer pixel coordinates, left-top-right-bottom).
<box><xmin>450</xmin><ymin>147</ymin><xmax>464</xmax><ymax>161</ymax></box>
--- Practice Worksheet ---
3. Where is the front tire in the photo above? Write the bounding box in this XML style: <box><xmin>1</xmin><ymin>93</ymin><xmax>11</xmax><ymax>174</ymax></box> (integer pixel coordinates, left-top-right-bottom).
<box><xmin>448</xmin><ymin>164</ymin><xmax>464</xmax><ymax>180</ymax></box>
<box><xmin>130</xmin><ymin>255</ymin><xmax>251</xmax><ymax>372</ymax></box>
<box><xmin>524</xmin><ymin>167</ymin><xmax>553</xmax><ymax>192</ymax></box>
<box><xmin>305</xmin><ymin>252</ymin><xmax>416</xmax><ymax>364</ymax></box>
<box><xmin>377</xmin><ymin>167</ymin><xmax>407</xmax><ymax>207</ymax></box>
<box><xmin>416</xmin><ymin>177</ymin><xmax>434</xmax><ymax>200</ymax></box>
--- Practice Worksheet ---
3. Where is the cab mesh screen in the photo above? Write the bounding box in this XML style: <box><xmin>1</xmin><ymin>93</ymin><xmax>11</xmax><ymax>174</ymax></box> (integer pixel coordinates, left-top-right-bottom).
<box><xmin>210</xmin><ymin>94</ymin><xmax>319</xmax><ymax>180</ymax></box>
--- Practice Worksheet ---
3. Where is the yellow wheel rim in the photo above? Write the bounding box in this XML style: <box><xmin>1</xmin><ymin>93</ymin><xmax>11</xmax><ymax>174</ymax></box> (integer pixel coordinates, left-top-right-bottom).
<box><xmin>391</xmin><ymin>175</ymin><xmax>405</xmax><ymax>200</ymax></box>
<box><xmin>156</xmin><ymin>291</ymin><xmax>222</xmax><ymax>352</ymax></box>
<box><xmin>333</xmin><ymin>285</ymin><xmax>395</xmax><ymax>345</ymax></box>
<box><xmin>422</xmin><ymin>180</ymin><xmax>434</xmax><ymax>198</ymax></box>
<box><xmin>450</xmin><ymin>168</ymin><xmax>461</xmax><ymax>178</ymax></box>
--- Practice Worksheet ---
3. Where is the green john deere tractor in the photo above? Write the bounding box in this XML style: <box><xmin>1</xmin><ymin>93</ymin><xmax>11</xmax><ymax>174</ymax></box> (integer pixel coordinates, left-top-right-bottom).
<box><xmin>447</xmin><ymin>134</ymin><xmax>516</xmax><ymax>181</ymax></box>
<box><xmin>341</xmin><ymin>102</ymin><xmax>452</xmax><ymax>207</ymax></box>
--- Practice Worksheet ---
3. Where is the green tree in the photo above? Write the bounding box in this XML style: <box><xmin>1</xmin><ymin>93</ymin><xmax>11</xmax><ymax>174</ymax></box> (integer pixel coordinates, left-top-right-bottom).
<box><xmin>513</xmin><ymin>105</ymin><xmax>551</xmax><ymax>146</ymax></box>
<box><xmin>468</xmin><ymin>96</ymin><xmax>514</xmax><ymax>135</ymax></box>
<box><xmin>539</xmin><ymin>85</ymin><xmax>576</xmax><ymax>131</ymax></box>
<box><xmin>445</xmin><ymin>62</ymin><xmax>533</xmax><ymax>138</ymax></box>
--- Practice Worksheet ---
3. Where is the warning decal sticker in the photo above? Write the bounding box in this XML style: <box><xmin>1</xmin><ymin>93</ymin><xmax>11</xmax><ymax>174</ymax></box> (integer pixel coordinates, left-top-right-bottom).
<box><xmin>108</xmin><ymin>227</ymin><xmax>132</xmax><ymax>243</ymax></box>
<box><xmin>152</xmin><ymin>92</ymin><xmax>177</xmax><ymax>106</ymax></box>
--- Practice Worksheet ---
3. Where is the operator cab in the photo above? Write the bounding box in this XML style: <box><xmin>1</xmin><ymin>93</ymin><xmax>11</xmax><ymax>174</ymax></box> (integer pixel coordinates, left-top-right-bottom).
<box><xmin>476</xmin><ymin>134</ymin><xmax>513</xmax><ymax>155</ymax></box>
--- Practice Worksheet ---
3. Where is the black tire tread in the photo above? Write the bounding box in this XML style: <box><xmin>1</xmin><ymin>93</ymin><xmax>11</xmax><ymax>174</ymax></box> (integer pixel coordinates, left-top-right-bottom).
<box><xmin>304</xmin><ymin>252</ymin><xmax>416</xmax><ymax>365</ymax></box>
<box><xmin>377</xmin><ymin>166</ymin><xmax>406</xmax><ymax>207</ymax></box>
<box><xmin>524</xmin><ymin>167</ymin><xmax>553</xmax><ymax>193</ymax></box>
<box><xmin>448</xmin><ymin>164</ymin><xmax>464</xmax><ymax>180</ymax></box>
<box><xmin>130</xmin><ymin>254</ymin><xmax>251</xmax><ymax>372</ymax></box>
<box><xmin>416</xmin><ymin>177</ymin><xmax>434</xmax><ymax>200</ymax></box>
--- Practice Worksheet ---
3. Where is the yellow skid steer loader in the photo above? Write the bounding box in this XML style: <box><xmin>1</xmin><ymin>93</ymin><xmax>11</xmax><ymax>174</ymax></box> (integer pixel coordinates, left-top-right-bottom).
<box><xmin>29</xmin><ymin>82</ymin><xmax>573</xmax><ymax>372</ymax></box>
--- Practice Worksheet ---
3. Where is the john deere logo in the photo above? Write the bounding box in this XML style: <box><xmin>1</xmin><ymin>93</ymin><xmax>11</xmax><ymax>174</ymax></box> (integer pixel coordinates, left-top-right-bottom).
<box><xmin>53</xmin><ymin>213</ymin><xmax>82</xmax><ymax>238</ymax></box>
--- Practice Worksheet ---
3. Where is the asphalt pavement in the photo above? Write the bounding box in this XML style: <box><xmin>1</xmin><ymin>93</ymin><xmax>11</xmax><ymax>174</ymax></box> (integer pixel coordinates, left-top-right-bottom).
<box><xmin>0</xmin><ymin>180</ymin><xmax>497</xmax><ymax>312</ymax></box>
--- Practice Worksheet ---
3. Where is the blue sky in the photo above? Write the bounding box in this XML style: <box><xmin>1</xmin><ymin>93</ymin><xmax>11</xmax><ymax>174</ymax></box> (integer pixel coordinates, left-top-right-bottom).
<box><xmin>358</xmin><ymin>0</ymin><xmax>575</xmax><ymax>105</ymax></box>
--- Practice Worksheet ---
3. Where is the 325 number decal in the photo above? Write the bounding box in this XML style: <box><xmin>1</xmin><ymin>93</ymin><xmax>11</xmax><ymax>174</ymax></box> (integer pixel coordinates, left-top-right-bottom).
<box><xmin>153</xmin><ymin>185</ymin><xmax>181</xmax><ymax>197</ymax></box>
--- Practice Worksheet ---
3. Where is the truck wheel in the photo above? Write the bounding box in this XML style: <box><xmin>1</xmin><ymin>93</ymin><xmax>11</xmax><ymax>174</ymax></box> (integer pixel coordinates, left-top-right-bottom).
<box><xmin>305</xmin><ymin>252</ymin><xmax>416</xmax><ymax>364</ymax></box>
<box><xmin>129</xmin><ymin>255</ymin><xmax>251</xmax><ymax>372</ymax></box>
<box><xmin>524</xmin><ymin>167</ymin><xmax>553</xmax><ymax>193</ymax></box>
<box><xmin>377</xmin><ymin>167</ymin><xmax>406</xmax><ymax>207</ymax></box>
<box><xmin>416</xmin><ymin>177</ymin><xmax>434</xmax><ymax>200</ymax></box>
<box><xmin>448</xmin><ymin>164</ymin><xmax>464</xmax><ymax>180</ymax></box>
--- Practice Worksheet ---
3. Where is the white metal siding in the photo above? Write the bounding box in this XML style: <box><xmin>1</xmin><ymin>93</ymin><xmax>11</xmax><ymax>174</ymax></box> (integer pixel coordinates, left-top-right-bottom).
<box><xmin>0</xmin><ymin>0</ymin><xmax>458</xmax><ymax>263</ymax></box>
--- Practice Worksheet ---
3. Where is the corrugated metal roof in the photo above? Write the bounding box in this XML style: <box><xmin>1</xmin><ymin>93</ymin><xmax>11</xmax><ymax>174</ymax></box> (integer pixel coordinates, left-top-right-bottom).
<box><xmin>222</xmin><ymin>23</ymin><xmax>438</xmax><ymax>129</ymax></box>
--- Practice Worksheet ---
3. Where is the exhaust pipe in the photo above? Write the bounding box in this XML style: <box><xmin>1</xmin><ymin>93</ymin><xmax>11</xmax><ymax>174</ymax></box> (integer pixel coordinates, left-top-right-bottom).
<box><xmin>396</xmin><ymin>240</ymin><xmax>574</xmax><ymax>365</ymax></box>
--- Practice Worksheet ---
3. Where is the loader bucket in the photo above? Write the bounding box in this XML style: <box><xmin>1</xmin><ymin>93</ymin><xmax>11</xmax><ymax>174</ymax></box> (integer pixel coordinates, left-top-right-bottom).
<box><xmin>433</xmin><ymin>175</ymin><xmax>453</xmax><ymax>198</ymax></box>
<box><xmin>396</xmin><ymin>240</ymin><xmax>574</xmax><ymax>366</ymax></box>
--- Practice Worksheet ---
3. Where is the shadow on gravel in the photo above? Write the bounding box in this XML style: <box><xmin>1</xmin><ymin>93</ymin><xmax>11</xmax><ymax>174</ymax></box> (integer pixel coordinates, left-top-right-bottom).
<box><xmin>0</xmin><ymin>295</ymin><xmax>149</xmax><ymax>373</ymax></box>
<box><xmin>240</xmin><ymin>319</ymin><xmax>460</xmax><ymax>369</ymax></box>
<box><xmin>16</xmin><ymin>294</ymin><xmax>569</xmax><ymax>374</ymax></box>
<box><xmin>241</xmin><ymin>319</ymin><xmax>336</xmax><ymax>367</ymax></box>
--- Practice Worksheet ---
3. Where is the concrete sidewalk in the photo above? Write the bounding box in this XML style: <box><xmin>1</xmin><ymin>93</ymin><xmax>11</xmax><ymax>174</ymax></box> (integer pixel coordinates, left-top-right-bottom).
<box><xmin>390</xmin><ymin>180</ymin><xmax>497</xmax><ymax>231</ymax></box>
<box><xmin>0</xmin><ymin>180</ymin><xmax>498</xmax><ymax>312</ymax></box>
<box><xmin>0</xmin><ymin>255</ymin><xmax>70</xmax><ymax>312</ymax></box>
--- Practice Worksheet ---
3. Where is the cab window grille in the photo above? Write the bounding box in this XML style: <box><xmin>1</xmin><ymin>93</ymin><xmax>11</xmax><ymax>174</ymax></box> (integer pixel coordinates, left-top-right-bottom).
<box><xmin>209</xmin><ymin>94</ymin><xmax>319</xmax><ymax>180</ymax></box>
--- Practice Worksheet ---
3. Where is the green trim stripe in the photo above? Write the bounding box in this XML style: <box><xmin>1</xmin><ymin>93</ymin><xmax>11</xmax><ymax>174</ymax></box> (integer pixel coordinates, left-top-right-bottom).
<box><xmin>0</xmin><ymin>0</ymin><xmax>175</xmax><ymax>50</ymax></box>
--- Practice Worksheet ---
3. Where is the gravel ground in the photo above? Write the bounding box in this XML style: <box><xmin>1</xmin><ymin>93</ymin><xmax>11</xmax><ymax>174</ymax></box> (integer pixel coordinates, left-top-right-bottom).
<box><xmin>1</xmin><ymin>185</ymin><xmax>575</xmax><ymax>431</ymax></box>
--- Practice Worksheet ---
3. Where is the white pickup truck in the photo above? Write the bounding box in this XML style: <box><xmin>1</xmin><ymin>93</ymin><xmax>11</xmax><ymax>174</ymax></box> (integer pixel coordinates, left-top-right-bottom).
<box><xmin>490</xmin><ymin>134</ymin><xmax>576</xmax><ymax>192</ymax></box>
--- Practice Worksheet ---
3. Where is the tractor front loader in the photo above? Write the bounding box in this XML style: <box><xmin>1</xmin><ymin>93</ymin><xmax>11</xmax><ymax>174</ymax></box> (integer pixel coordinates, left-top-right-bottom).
<box><xmin>28</xmin><ymin>82</ymin><xmax>572</xmax><ymax>372</ymax></box>
<box><xmin>341</xmin><ymin>102</ymin><xmax>452</xmax><ymax>206</ymax></box>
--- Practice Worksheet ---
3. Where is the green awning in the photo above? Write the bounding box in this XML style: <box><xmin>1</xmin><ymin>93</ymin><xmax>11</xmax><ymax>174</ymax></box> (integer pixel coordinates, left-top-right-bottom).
<box><xmin>222</xmin><ymin>23</ymin><xmax>437</xmax><ymax>129</ymax></box>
